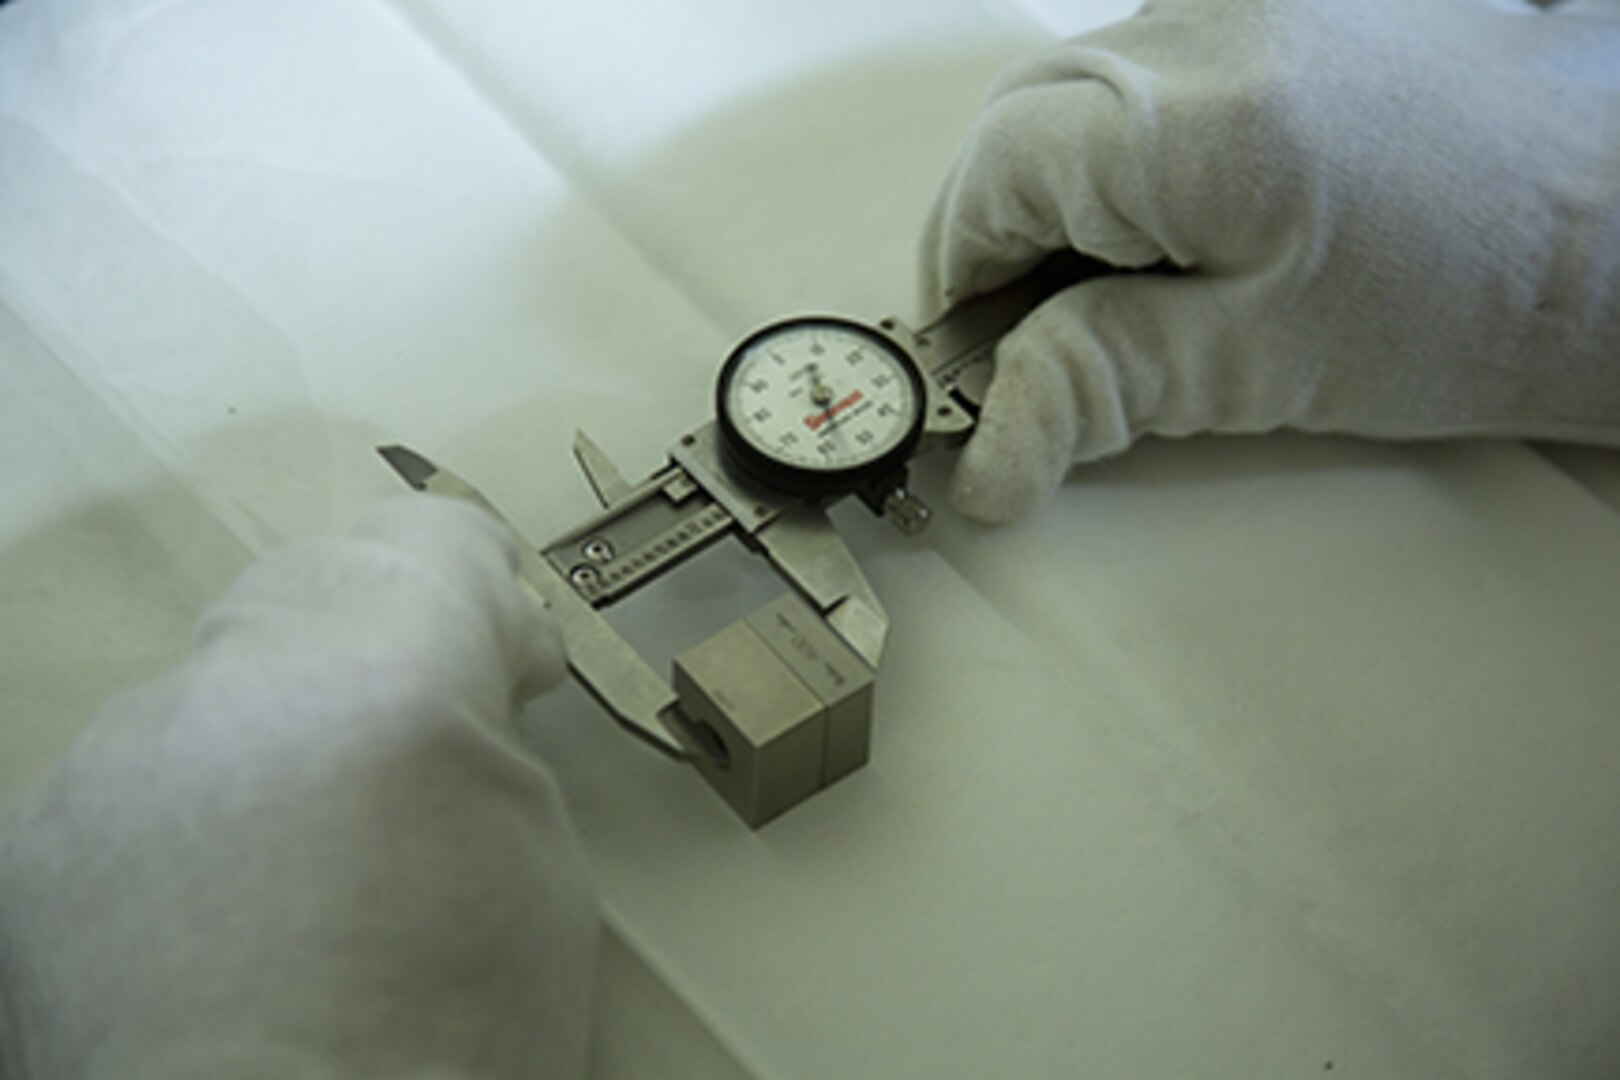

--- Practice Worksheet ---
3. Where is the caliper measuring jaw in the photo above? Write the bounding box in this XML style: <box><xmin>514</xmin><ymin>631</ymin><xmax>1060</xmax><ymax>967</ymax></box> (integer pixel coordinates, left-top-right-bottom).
<box><xmin>380</xmin><ymin>252</ymin><xmax>1096</xmax><ymax>828</ymax></box>
<box><xmin>378</xmin><ymin>425</ymin><xmax>901</xmax><ymax>829</ymax></box>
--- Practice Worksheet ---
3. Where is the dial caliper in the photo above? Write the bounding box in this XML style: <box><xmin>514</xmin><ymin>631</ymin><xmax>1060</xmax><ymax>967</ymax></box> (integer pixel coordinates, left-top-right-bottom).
<box><xmin>381</xmin><ymin>254</ymin><xmax>1094</xmax><ymax>827</ymax></box>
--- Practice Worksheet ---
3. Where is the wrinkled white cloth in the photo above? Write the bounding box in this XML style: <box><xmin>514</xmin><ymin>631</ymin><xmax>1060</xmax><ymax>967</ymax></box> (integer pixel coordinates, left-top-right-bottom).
<box><xmin>925</xmin><ymin>0</ymin><xmax>1620</xmax><ymax>522</ymax></box>
<box><xmin>0</xmin><ymin>497</ymin><xmax>597</xmax><ymax>1079</ymax></box>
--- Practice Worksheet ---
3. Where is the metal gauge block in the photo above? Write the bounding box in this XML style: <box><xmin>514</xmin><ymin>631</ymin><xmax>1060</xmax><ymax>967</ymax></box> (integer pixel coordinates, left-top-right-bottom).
<box><xmin>674</xmin><ymin>592</ymin><xmax>874</xmax><ymax>827</ymax></box>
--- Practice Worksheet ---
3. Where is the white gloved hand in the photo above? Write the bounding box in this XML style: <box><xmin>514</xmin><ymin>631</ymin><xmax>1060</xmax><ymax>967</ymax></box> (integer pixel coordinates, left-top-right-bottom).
<box><xmin>0</xmin><ymin>497</ymin><xmax>597</xmax><ymax>1079</ymax></box>
<box><xmin>925</xmin><ymin>0</ymin><xmax>1620</xmax><ymax>523</ymax></box>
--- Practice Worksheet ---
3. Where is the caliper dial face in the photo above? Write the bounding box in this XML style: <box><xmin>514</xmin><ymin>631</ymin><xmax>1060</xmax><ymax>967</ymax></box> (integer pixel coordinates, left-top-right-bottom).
<box><xmin>717</xmin><ymin>318</ymin><xmax>924</xmax><ymax>492</ymax></box>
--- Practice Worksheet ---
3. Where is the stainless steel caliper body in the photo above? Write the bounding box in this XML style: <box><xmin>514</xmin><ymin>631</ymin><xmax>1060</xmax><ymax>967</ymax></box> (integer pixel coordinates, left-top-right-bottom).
<box><xmin>382</xmin><ymin>254</ymin><xmax>1091</xmax><ymax>827</ymax></box>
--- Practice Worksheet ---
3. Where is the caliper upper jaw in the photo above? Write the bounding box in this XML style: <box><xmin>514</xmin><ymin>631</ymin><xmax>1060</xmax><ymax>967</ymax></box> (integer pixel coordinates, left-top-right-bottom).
<box><xmin>665</xmin><ymin>423</ymin><xmax>891</xmax><ymax>668</ymax></box>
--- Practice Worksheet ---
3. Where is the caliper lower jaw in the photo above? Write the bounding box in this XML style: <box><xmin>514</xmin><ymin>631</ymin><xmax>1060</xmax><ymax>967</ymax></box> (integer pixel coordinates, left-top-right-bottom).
<box><xmin>550</xmin><ymin>426</ymin><xmax>888</xmax><ymax>829</ymax></box>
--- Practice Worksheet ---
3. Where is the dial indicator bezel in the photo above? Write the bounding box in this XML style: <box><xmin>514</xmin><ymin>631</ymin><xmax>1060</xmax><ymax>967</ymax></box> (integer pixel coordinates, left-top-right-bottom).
<box><xmin>715</xmin><ymin>316</ymin><xmax>926</xmax><ymax>496</ymax></box>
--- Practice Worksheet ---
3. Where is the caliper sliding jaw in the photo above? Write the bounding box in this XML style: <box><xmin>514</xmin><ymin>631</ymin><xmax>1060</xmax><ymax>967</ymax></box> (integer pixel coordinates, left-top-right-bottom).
<box><xmin>381</xmin><ymin>253</ymin><xmax>1093</xmax><ymax>827</ymax></box>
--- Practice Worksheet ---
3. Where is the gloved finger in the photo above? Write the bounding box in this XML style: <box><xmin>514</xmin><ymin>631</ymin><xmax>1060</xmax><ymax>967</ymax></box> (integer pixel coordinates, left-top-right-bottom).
<box><xmin>202</xmin><ymin>496</ymin><xmax>568</xmax><ymax>706</ymax></box>
<box><xmin>921</xmin><ymin>50</ymin><xmax>1172</xmax><ymax>308</ymax></box>
<box><xmin>950</xmin><ymin>271</ymin><xmax>1291</xmax><ymax>523</ymax></box>
<box><xmin>510</xmin><ymin>580</ymin><xmax>569</xmax><ymax>704</ymax></box>
<box><xmin>348</xmin><ymin>498</ymin><xmax>569</xmax><ymax>700</ymax></box>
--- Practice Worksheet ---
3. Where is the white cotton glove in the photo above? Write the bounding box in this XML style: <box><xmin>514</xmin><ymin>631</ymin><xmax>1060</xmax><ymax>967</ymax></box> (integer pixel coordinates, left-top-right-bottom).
<box><xmin>925</xmin><ymin>0</ymin><xmax>1620</xmax><ymax>523</ymax></box>
<box><xmin>0</xmin><ymin>497</ymin><xmax>597</xmax><ymax>1079</ymax></box>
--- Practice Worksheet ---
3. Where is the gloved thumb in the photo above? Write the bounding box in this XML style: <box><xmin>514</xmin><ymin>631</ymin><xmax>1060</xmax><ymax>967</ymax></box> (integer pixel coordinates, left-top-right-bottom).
<box><xmin>951</xmin><ymin>271</ymin><xmax>1276</xmax><ymax>523</ymax></box>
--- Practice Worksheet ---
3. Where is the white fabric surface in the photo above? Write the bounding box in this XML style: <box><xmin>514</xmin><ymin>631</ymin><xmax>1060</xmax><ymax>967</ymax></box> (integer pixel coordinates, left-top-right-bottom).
<box><xmin>926</xmin><ymin>0</ymin><xmax>1620</xmax><ymax>521</ymax></box>
<box><xmin>3</xmin><ymin>1</ymin><xmax>1619</xmax><ymax>1077</ymax></box>
<box><xmin>0</xmin><ymin>498</ymin><xmax>596</xmax><ymax>1077</ymax></box>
